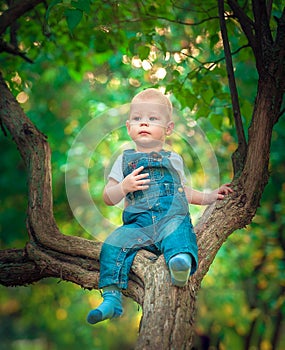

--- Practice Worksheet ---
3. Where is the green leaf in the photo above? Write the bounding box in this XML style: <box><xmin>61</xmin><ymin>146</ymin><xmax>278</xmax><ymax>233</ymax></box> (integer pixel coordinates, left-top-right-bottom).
<box><xmin>138</xmin><ymin>45</ymin><xmax>150</xmax><ymax>60</ymax></box>
<box><xmin>45</xmin><ymin>0</ymin><xmax>62</xmax><ymax>21</ymax></box>
<box><xmin>65</xmin><ymin>8</ymin><xmax>83</xmax><ymax>33</ymax></box>
<box><xmin>210</xmin><ymin>33</ymin><xmax>220</xmax><ymax>49</ymax></box>
<box><xmin>71</xmin><ymin>0</ymin><xmax>91</xmax><ymax>13</ymax></box>
<box><xmin>157</xmin><ymin>39</ymin><xmax>167</xmax><ymax>56</ymax></box>
<box><xmin>209</xmin><ymin>112</ymin><xmax>223</xmax><ymax>129</ymax></box>
<box><xmin>93</xmin><ymin>30</ymin><xmax>112</xmax><ymax>53</ymax></box>
<box><xmin>128</xmin><ymin>37</ymin><xmax>137</xmax><ymax>55</ymax></box>
<box><xmin>202</xmin><ymin>87</ymin><xmax>214</xmax><ymax>105</ymax></box>
<box><xmin>174</xmin><ymin>88</ymin><xmax>198</xmax><ymax>110</ymax></box>
<box><xmin>196</xmin><ymin>104</ymin><xmax>210</xmax><ymax>119</ymax></box>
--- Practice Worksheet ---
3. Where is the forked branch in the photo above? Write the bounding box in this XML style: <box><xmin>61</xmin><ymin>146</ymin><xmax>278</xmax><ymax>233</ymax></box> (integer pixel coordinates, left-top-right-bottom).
<box><xmin>218</xmin><ymin>0</ymin><xmax>247</xmax><ymax>176</ymax></box>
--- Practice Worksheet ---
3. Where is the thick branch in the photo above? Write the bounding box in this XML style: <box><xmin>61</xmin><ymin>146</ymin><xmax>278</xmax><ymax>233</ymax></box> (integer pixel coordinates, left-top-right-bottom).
<box><xmin>252</xmin><ymin>0</ymin><xmax>273</xmax><ymax>44</ymax></box>
<box><xmin>0</xmin><ymin>71</ymin><xmax>97</xmax><ymax>256</ymax></box>
<box><xmin>227</xmin><ymin>0</ymin><xmax>257</xmax><ymax>55</ymax></box>
<box><xmin>218</xmin><ymin>0</ymin><xmax>247</xmax><ymax>176</ymax></box>
<box><xmin>252</xmin><ymin>0</ymin><xmax>273</xmax><ymax>74</ymax></box>
<box><xmin>273</xmin><ymin>8</ymin><xmax>285</xmax><ymax>111</ymax></box>
<box><xmin>0</xmin><ymin>71</ymin><xmax>147</xmax><ymax>303</ymax></box>
<box><xmin>25</xmin><ymin>242</ymin><xmax>100</xmax><ymax>288</ymax></box>
<box><xmin>0</xmin><ymin>242</ymin><xmax>146</xmax><ymax>304</ymax></box>
<box><xmin>0</xmin><ymin>0</ymin><xmax>44</xmax><ymax>36</ymax></box>
<box><xmin>275</xmin><ymin>7</ymin><xmax>285</xmax><ymax>48</ymax></box>
<box><xmin>0</xmin><ymin>248</ymin><xmax>47</xmax><ymax>286</ymax></box>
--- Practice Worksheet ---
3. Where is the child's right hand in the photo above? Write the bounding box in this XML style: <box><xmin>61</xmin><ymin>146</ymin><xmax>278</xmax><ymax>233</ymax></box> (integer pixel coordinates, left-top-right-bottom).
<box><xmin>121</xmin><ymin>166</ymin><xmax>150</xmax><ymax>194</ymax></box>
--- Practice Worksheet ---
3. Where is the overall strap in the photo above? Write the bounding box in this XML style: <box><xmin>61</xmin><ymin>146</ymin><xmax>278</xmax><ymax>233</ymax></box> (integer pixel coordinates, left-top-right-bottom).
<box><xmin>122</xmin><ymin>149</ymin><xmax>136</xmax><ymax>178</ymax></box>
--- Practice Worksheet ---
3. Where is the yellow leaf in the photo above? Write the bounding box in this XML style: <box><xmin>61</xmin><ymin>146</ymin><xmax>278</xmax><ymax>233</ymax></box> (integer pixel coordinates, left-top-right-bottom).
<box><xmin>56</xmin><ymin>308</ymin><xmax>67</xmax><ymax>320</ymax></box>
<box><xmin>260</xmin><ymin>339</ymin><xmax>272</xmax><ymax>350</ymax></box>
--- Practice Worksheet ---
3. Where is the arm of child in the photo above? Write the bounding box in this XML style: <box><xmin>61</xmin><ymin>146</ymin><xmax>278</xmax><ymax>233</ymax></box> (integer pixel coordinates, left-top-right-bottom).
<box><xmin>103</xmin><ymin>166</ymin><xmax>150</xmax><ymax>206</ymax></box>
<box><xmin>184</xmin><ymin>183</ymin><xmax>233</xmax><ymax>205</ymax></box>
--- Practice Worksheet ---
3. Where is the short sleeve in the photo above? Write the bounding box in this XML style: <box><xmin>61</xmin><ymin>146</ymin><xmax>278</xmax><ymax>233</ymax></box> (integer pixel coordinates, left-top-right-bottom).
<box><xmin>169</xmin><ymin>152</ymin><xmax>188</xmax><ymax>185</ymax></box>
<box><xmin>108</xmin><ymin>154</ymin><xmax>123</xmax><ymax>183</ymax></box>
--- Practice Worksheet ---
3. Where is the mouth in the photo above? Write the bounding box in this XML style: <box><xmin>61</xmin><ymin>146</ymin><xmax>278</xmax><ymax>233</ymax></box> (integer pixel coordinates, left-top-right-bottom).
<box><xmin>139</xmin><ymin>130</ymin><xmax>151</xmax><ymax>135</ymax></box>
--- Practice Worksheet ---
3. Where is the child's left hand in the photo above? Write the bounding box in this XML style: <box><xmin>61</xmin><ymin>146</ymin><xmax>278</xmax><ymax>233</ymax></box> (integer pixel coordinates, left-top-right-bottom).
<box><xmin>185</xmin><ymin>182</ymin><xmax>233</xmax><ymax>205</ymax></box>
<box><xmin>215</xmin><ymin>183</ymin><xmax>233</xmax><ymax>200</ymax></box>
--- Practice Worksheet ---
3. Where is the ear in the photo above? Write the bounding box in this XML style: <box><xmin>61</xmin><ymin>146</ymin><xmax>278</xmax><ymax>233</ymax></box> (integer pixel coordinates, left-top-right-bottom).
<box><xmin>165</xmin><ymin>121</ymin><xmax>174</xmax><ymax>136</ymax></box>
<box><xmin>126</xmin><ymin>120</ymin><xmax>131</xmax><ymax>134</ymax></box>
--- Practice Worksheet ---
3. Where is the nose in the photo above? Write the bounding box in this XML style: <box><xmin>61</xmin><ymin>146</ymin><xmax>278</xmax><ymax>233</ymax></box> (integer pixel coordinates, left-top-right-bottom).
<box><xmin>140</xmin><ymin>119</ymin><xmax>149</xmax><ymax>126</ymax></box>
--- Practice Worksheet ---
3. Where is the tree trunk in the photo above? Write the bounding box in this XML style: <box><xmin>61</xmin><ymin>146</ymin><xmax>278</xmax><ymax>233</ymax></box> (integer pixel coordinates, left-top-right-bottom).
<box><xmin>134</xmin><ymin>256</ymin><xmax>198</xmax><ymax>350</ymax></box>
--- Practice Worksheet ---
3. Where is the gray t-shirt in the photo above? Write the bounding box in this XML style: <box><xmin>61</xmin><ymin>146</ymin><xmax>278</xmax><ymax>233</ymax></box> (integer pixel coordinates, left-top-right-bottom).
<box><xmin>108</xmin><ymin>151</ymin><xmax>187</xmax><ymax>185</ymax></box>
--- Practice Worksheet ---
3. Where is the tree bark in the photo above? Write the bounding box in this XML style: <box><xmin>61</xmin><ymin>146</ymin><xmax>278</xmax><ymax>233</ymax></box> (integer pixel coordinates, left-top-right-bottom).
<box><xmin>0</xmin><ymin>0</ymin><xmax>45</xmax><ymax>36</ymax></box>
<box><xmin>218</xmin><ymin>0</ymin><xmax>247</xmax><ymax>177</ymax></box>
<box><xmin>135</xmin><ymin>255</ymin><xmax>198</xmax><ymax>350</ymax></box>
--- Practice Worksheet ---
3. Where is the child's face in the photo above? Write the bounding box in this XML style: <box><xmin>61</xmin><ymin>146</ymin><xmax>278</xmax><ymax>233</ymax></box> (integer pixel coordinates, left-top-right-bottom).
<box><xmin>126</xmin><ymin>101</ymin><xmax>174</xmax><ymax>152</ymax></box>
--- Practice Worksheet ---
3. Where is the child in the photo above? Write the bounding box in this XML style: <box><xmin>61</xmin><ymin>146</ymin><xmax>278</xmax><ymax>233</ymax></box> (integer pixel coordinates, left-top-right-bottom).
<box><xmin>87</xmin><ymin>88</ymin><xmax>232</xmax><ymax>324</ymax></box>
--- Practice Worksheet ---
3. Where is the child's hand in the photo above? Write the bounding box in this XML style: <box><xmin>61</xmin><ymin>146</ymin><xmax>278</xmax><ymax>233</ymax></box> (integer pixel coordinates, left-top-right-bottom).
<box><xmin>121</xmin><ymin>166</ymin><xmax>150</xmax><ymax>194</ymax></box>
<box><xmin>205</xmin><ymin>183</ymin><xmax>233</xmax><ymax>204</ymax></box>
<box><xmin>215</xmin><ymin>183</ymin><xmax>233</xmax><ymax>200</ymax></box>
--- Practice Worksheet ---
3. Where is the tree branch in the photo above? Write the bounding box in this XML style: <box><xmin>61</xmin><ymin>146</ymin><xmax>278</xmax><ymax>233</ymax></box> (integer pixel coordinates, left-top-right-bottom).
<box><xmin>25</xmin><ymin>242</ymin><xmax>100</xmax><ymax>288</ymax></box>
<box><xmin>275</xmin><ymin>7</ymin><xmax>285</xmax><ymax>48</ymax></box>
<box><xmin>266</xmin><ymin>0</ymin><xmax>273</xmax><ymax>18</ymax></box>
<box><xmin>218</xmin><ymin>0</ymin><xmax>247</xmax><ymax>177</ymax></box>
<box><xmin>0</xmin><ymin>70</ymin><xmax>146</xmax><ymax>305</ymax></box>
<box><xmin>227</xmin><ymin>0</ymin><xmax>259</xmax><ymax>66</ymax></box>
<box><xmin>0</xmin><ymin>0</ymin><xmax>44</xmax><ymax>36</ymax></box>
<box><xmin>0</xmin><ymin>0</ymin><xmax>45</xmax><ymax>62</ymax></box>
<box><xmin>0</xmin><ymin>248</ymin><xmax>47</xmax><ymax>286</ymax></box>
<box><xmin>273</xmin><ymin>7</ymin><xmax>285</xmax><ymax>100</ymax></box>
<box><xmin>0</xmin><ymin>39</ymin><xmax>34</xmax><ymax>63</ymax></box>
<box><xmin>252</xmin><ymin>0</ymin><xmax>273</xmax><ymax>74</ymax></box>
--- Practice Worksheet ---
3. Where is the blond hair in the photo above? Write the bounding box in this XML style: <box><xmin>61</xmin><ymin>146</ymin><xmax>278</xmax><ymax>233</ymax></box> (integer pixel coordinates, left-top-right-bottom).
<box><xmin>131</xmin><ymin>88</ymin><xmax>172</xmax><ymax>118</ymax></box>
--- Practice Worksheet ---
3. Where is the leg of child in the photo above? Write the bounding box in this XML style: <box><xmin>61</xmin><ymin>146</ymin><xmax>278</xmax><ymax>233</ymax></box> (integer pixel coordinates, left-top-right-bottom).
<box><xmin>87</xmin><ymin>286</ymin><xmax>123</xmax><ymax>324</ymax></box>
<box><xmin>168</xmin><ymin>253</ymin><xmax>192</xmax><ymax>287</ymax></box>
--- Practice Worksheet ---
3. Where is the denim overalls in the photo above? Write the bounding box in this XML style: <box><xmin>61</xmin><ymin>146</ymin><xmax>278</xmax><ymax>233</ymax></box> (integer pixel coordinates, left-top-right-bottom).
<box><xmin>99</xmin><ymin>149</ymin><xmax>198</xmax><ymax>289</ymax></box>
